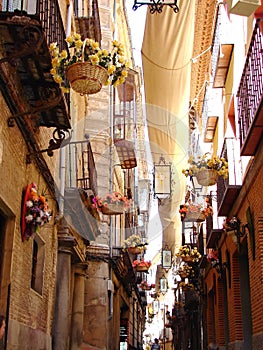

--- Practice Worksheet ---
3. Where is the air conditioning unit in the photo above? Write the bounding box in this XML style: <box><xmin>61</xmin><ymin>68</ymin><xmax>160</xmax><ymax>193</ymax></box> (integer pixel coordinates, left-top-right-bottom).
<box><xmin>227</xmin><ymin>0</ymin><xmax>261</xmax><ymax>17</ymax></box>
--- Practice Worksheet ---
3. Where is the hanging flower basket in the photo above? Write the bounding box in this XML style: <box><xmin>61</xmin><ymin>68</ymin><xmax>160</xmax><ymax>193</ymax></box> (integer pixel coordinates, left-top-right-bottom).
<box><xmin>92</xmin><ymin>192</ymin><xmax>131</xmax><ymax>215</ymax></box>
<box><xmin>49</xmin><ymin>35</ymin><xmax>128</xmax><ymax>94</ymax></box>
<box><xmin>135</xmin><ymin>265</ymin><xmax>149</xmax><ymax>272</ymax></box>
<box><xmin>66</xmin><ymin>62</ymin><xmax>108</xmax><ymax>95</ymax></box>
<box><xmin>196</xmin><ymin>168</ymin><xmax>218</xmax><ymax>186</ymax></box>
<box><xmin>101</xmin><ymin>203</ymin><xmax>124</xmax><ymax>215</ymax></box>
<box><xmin>128</xmin><ymin>246</ymin><xmax>143</xmax><ymax>255</ymax></box>
<box><xmin>182</xmin><ymin>256</ymin><xmax>193</xmax><ymax>263</ymax></box>
<box><xmin>132</xmin><ymin>259</ymin><xmax>151</xmax><ymax>272</ymax></box>
<box><xmin>184</xmin><ymin>211</ymin><xmax>206</xmax><ymax>222</ymax></box>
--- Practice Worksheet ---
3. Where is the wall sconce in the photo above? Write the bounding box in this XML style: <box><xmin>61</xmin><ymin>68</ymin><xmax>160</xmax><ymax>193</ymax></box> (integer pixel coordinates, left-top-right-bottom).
<box><xmin>226</xmin><ymin>216</ymin><xmax>254</xmax><ymax>251</ymax></box>
<box><xmin>153</xmin><ymin>155</ymin><xmax>172</xmax><ymax>205</ymax></box>
<box><xmin>132</xmin><ymin>0</ymin><xmax>179</xmax><ymax>14</ymax></box>
<box><xmin>159</xmin><ymin>275</ymin><xmax>168</xmax><ymax>294</ymax></box>
<box><xmin>162</xmin><ymin>244</ymin><xmax>172</xmax><ymax>270</ymax></box>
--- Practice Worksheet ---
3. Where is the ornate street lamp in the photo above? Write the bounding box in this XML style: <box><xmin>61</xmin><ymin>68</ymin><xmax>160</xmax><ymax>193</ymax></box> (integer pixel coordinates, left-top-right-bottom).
<box><xmin>132</xmin><ymin>0</ymin><xmax>179</xmax><ymax>14</ymax></box>
<box><xmin>153</xmin><ymin>156</ymin><xmax>172</xmax><ymax>205</ymax></box>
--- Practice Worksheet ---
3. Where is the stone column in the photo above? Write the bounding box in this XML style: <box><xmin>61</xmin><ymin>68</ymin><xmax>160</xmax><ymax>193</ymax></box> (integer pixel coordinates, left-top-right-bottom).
<box><xmin>82</xmin><ymin>243</ymin><xmax>110</xmax><ymax>350</ymax></box>
<box><xmin>53</xmin><ymin>222</ymin><xmax>76</xmax><ymax>350</ymax></box>
<box><xmin>71</xmin><ymin>263</ymin><xmax>88</xmax><ymax>350</ymax></box>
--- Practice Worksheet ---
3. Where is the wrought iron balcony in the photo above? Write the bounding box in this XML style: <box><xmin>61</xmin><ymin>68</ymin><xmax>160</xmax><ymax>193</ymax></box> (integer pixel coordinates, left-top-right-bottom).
<box><xmin>63</xmin><ymin>139</ymin><xmax>99</xmax><ymax>241</ymax></box>
<box><xmin>237</xmin><ymin>18</ymin><xmax>263</xmax><ymax>156</ymax></box>
<box><xmin>217</xmin><ymin>138</ymin><xmax>242</xmax><ymax>216</ymax></box>
<box><xmin>0</xmin><ymin>0</ymin><xmax>71</xmax><ymax>159</ymax></box>
<box><xmin>74</xmin><ymin>0</ymin><xmax>101</xmax><ymax>43</ymax></box>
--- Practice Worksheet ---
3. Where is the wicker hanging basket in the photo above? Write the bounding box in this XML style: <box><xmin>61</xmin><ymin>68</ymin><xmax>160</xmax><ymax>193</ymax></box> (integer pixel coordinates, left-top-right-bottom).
<box><xmin>184</xmin><ymin>211</ymin><xmax>206</xmax><ymax>222</ymax></box>
<box><xmin>101</xmin><ymin>203</ymin><xmax>124</xmax><ymax>215</ymax></box>
<box><xmin>196</xmin><ymin>169</ymin><xmax>218</xmax><ymax>186</ymax></box>
<box><xmin>65</xmin><ymin>39</ymin><xmax>108</xmax><ymax>95</ymax></box>
<box><xmin>128</xmin><ymin>247</ymin><xmax>143</xmax><ymax>255</ymax></box>
<box><xmin>135</xmin><ymin>265</ymin><xmax>149</xmax><ymax>272</ymax></box>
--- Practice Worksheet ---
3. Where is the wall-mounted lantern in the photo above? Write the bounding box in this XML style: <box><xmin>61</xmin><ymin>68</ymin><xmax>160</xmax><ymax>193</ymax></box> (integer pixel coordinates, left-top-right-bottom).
<box><xmin>153</xmin><ymin>155</ymin><xmax>172</xmax><ymax>204</ymax></box>
<box><xmin>159</xmin><ymin>275</ymin><xmax>168</xmax><ymax>294</ymax></box>
<box><xmin>162</xmin><ymin>245</ymin><xmax>172</xmax><ymax>270</ymax></box>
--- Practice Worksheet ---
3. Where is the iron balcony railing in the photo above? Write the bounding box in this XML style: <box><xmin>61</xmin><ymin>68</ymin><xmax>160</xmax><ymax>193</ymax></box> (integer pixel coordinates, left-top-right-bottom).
<box><xmin>217</xmin><ymin>138</ymin><xmax>242</xmax><ymax>216</ymax></box>
<box><xmin>1</xmin><ymin>0</ymin><xmax>70</xmax><ymax>110</ymax></box>
<box><xmin>66</xmin><ymin>140</ymin><xmax>97</xmax><ymax>194</ymax></box>
<box><xmin>74</xmin><ymin>0</ymin><xmax>101</xmax><ymax>43</ymax></box>
<box><xmin>210</xmin><ymin>6</ymin><xmax>221</xmax><ymax>84</ymax></box>
<box><xmin>237</xmin><ymin>18</ymin><xmax>263</xmax><ymax>155</ymax></box>
<box><xmin>2</xmin><ymin>0</ymin><xmax>68</xmax><ymax>50</ymax></box>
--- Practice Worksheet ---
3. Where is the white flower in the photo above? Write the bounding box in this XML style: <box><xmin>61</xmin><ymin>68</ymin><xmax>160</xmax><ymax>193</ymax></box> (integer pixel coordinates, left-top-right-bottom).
<box><xmin>25</xmin><ymin>214</ymin><xmax>33</xmax><ymax>223</ymax></box>
<box><xmin>26</xmin><ymin>200</ymin><xmax>33</xmax><ymax>208</ymax></box>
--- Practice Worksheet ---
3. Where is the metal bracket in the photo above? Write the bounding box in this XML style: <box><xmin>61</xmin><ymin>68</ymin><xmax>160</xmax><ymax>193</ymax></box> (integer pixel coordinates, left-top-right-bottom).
<box><xmin>26</xmin><ymin>128</ymin><xmax>71</xmax><ymax>163</ymax></box>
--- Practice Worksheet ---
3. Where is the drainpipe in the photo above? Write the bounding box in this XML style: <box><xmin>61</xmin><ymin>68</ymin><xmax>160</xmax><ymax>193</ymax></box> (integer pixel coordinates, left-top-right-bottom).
<box><xmin>58</xmin><ymin>1</ymin><xmax>72</xmax><ymax>215</ymax></box>
<box><xmin>108</xmin><ymin>0</ymin><xmax>118</xmax><ymax>321</ymax></box>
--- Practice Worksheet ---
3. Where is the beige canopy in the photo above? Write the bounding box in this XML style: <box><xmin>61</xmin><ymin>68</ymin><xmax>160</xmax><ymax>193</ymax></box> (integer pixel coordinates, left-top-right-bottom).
<box><xmin>141</xmin><ymin>1</ymin><xmax>196</xmax><ymax>252</ymax></box>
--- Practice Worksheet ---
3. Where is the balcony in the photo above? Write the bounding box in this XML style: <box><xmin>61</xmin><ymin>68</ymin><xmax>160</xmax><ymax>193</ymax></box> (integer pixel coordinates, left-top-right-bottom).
<box><xmin>64</xmin><ymin>139</ymin><xmax>100</xmax><ymax>241</ymax></box>
<box><xmin>211</xmin><ymin>8</ymin><xmax>233</xmax><ymax>89</ymax></box>
<box><xmin>74</xmin><ymin>0</ymin><xmax>101</xmax><ymax>43</ymax></box>
<box><xmin>0</xmin><ymin>0</ymin><xmax>72</xmax><ymax>163</ymax></box>
<box><xmin>217</xmin><ymin>138</ymin><xmax>242</xmax><ymax>216</ymax></box>
<box><xmin>237</xmin><ymin>19</ymin><xmax>263</xmax><ymax>156</ymax></box>
<box><xmin>113</xmin><ymin>113</ymin><xmax>137</xmax><ymax>169</ymax></box>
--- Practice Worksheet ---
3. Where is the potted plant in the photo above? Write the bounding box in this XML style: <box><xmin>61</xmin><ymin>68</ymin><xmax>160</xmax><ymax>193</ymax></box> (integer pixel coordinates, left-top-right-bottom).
<box><xmin>180</xmin><ymin>202</ymin><xmax>212</xmax><ymax>222</ymax></box>
<box><xmin>182</xmin><ymin>153</ymin><xmax>228</xmax><ymax>186</ymax></box>
<box><xmin>176</xmin><ymin>245</ymin><xmax>202</xmax><ymax>263</ymax></box>
<box><xmin>177</xmin><ymin>264</ymin><xmax>193</xmax><ymax>279</ymax></box>
<box><xmin>123</xmin><ymin>234</ymin><xmax>148</xmax><ymax>254</ymax></box>
<box><xmin>139</xmin><ymin>280</ymin><xmax>154</xmax><ymax>290</ymax></box>
<box><xmin>49</xmin><ymin>34</ymin><xmax>128</xmax><ymax>95</ymax></box>
<box><xmin>92</xmin><ymin>192</ymin><xmax>131</xmax><ymax>215</ymax></box>
<box><xmin>132</xmin><ymin>258</ymin><xmax>152</xmax><ymax>272</ymax></box>
<box><xmin>21</xmin><ymin>183</ymin><xmax>52</xmax><ymax>241</ymax></box>
<box><xmin>179</xmin><ymin>281</ymin><xmax>194</xmax><ymax>292</ymax></box>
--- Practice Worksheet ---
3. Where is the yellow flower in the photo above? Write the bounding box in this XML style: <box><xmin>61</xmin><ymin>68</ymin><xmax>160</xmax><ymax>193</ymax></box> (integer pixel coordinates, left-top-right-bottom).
<box><xmin>91</xmin><ymin>41</ymin><xmax>99</xmax><ymax>50</ymax></box>
<box><xmin>66</xmin><ymin>35</ymin><xmax>74</xmax><ymax>44</ymax></box>
<box><xmin>104</xmin><ymin>79</ymin><xmax>111</xmax><ymax>86</ymax></box>
<box><xmin>75</xmin><ymin>40</ymin><xmax>83</xmax><ymax>48</ymax></box>
<box><xmin>52</xmin><ymin>57</ymin><xmax>60</xmax><ymax>67</ymax></box>
<box><xmin>61</xmin><ymin>86</ymin><xmax>70</xmax><ymax>93</ymax></box>
<box><xmin>112</xmin><ymin>40</ymin><xmax>120</xmax><ymax>47</ymax></box>
<box><xmin>53</xmin><ymin>75</ymin><xmax>63</xmax><ymax>84</ymax></box>
<box><xmin>90</xmin><ymin>54</ymin><xmax>99</xmax><ymax>65</ymax></box>
<box><xmin>73</xmin><ymin>33</ymin><xmax>81</xmax><ymax>40</ymax></box>
<box><xmin>107</xmin><ymin>65</ymin><xmax>116</xmax><ymax>74</ymax></box>
<box><xmin>121</xmin><ymin>70</ymin><xmax>128</xmax><ymax>77</ymax></box>
<box><xmin>49</xmin><ymin>42</ymin><xmax>57</xmax><ymax>51</ymax></box>
<box><xmin>60</xmin><ymin>50</ymin><xmax>68</xmax><ymax>59</ymax></box>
